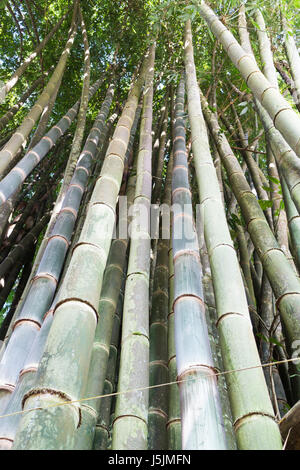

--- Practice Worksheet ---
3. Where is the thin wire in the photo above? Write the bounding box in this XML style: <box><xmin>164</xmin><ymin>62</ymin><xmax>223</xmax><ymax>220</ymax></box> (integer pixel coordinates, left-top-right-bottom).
<box><xmin>0</xmin><ymin>356</ymin><xmax>299</xmax><ymax>421</ymax></box>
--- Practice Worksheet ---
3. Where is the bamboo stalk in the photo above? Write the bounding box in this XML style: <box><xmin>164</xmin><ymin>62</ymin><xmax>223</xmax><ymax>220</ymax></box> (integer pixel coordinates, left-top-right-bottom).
<box><xmin>0</xmin><ymin>86</ymin><xmax>115</xmax><ymax>416</ymax></box>
<box><xmin>60</xmin><ymin>5</ymin><xmax>91</xmax><ymax>192</ymax></box>
<box><xmin>172</xmin><ymin>75</ymin><xmax>226</xmax><ymax>450</ymax></box>
<box><xmin>0</xmin><ymin>2</ymin><xmax>79</xmax><ymax>176</ymax></box>
<box><xmin>73</xmin><ymin>112</ymin><xmax>141</xmax><ymax>449</ymax></box>
<box><xmin>148</xmin><ymin>154</ymin><xmax>172</xmax><ymax>450</ymax></box>
<box><xmin>201</xmin><ymin>91</ymin><xmax>300</xmax><ymax>404</ymax></box>
<box><xmin>185</xmin><ymin>19</ymin><xmax>282</xmax><ymax>449</ymax></box>
<box><xmin>282</xmin><ymin>15</ymin><xmax>300</xmax><ymax>107</ymax></box>
<box><xmin>112</xmin><ymin>43</ymin><xmax>156</xmax><ymax>450</ymax></box>
<box><xmin>198</xmin><ymin>1</ymin><xmax>300</xmax><ymax>158</ymax></box>
<box><xmin>12</xmin><ymin>52</ymin><xmax>150</xmax><ymax>450</ymax></box>
<box><xmin>0</xmin><ymin>78</ymin><xmax>104</xmax><ymax>206</ymax></box>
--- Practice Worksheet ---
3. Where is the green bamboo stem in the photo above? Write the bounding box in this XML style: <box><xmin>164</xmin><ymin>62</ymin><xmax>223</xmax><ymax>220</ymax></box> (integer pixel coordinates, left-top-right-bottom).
<box><xmin>60</xmin><ymin>5</ymin><xmax>91</xmax><ymax>193</ymax></box>
<box><xmin>0</xmin><ymin>307</ymin><xmax>54</xmax><ymax>449</ymax></box>
<box><xmin>236</xmin><ymin>224</ymin><xmax>257</xmax><ymax>311</ymax></box>
<box><xmin>12</xmin><ymin>52</ymin><xmax>150</xmax><ymax>450</ymax></box>
<box><xmin>185</xmin><ymin>20</ymin><xmax>282</xmax><ymax>449</ymax></box>
<box><xmin>73</xmin><ymin>135</ymin><xmax>139</xmax><ymax>450</ymax></box>
<box><xmin>198</xmin><ymin>227</ymin><xmax>237</xmax><ymax>450</ymax></box>
<box><xmin>26</xmin><ymin>74</ymin><xmax>63</xmax><ymax>152</ymax></box>
<box><xmin>198</xmin><ymin>1</ymin><xmax>300</xmax><ymax>158</ymax></box>
<box><xmin>238</xmin><ymin>5</ymin><xmax>293</xmax><ymax>269</ymax></box>
<box><xmin>0</xmin><ymin>2</ymin><xmax>79</xmax><ymax>176</ymax></box>
<box><xmin>0</xmin><ymin>86</ymin><xmax>114</xmax><ymax>416</ymax></box>
<box><xmin>0</xmin><ymin>77</ymin><xmax>103</xmax><ymax>207</ymax></box>
<box><xmin>112</xmin><ymin>43</ymin><xmax>156</xmax><ymax>450</ymax></box>
<box><xmin>152</xmin><ymin>96</ymin><xmax>169</xmax><ymax>204</ymax></box>
<box><xmin>0</xmin><ymin>7</ymin><xmax>71</xmax><ymax>97</ymax></box>
<box><xmin>92</xmin><ymin>266</ymin><xmax>126</xmax><ymax>450</ymax></box>
<box><xmin>166</xmin><ymin>160</ymin><xmax>181</xmax><ymax>451</ymax></box>
<box><xmin>200</xmin><ymin>91</ymin><xmax>300</xmax><ymax>404</ymax></box>
<box><xmin>172</xmin><ymin>75</ymin><xmax>226</xmax><ymax>450</ymax></box>
<box><xmin>148</xmin><ymin>154</ymin><xmax>172</xmax><ymax>450</ymax></box>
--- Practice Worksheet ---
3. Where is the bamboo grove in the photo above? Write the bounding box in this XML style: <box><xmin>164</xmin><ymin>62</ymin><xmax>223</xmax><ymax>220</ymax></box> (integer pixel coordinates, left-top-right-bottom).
<box><xmin>0</xmin><ymin>0</ymin><xmax>299</xmax><ymax>451</ymax></box>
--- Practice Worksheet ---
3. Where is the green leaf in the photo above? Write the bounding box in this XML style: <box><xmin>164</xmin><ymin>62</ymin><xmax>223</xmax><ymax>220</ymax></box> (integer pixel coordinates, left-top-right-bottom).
<box><xmin>258</xmin><ymin>199</ymin><xmax>273</xmax><ymax>210</ymax></box>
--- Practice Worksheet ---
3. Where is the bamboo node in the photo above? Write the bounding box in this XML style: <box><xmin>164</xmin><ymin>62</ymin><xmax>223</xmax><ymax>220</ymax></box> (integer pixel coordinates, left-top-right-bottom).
<box><xmin>273</xmin><ymin>107</ymin><xmax>293</xmax><ymax>128</ymax></box>
<box><xmin>233</xmin><ymin>411</ymin><xmax>277</xmax><ymax>432</ymax></box>
<box><xmin>21</xmin><ymin>387</ymin><xmax>82</xmax><ymax>428</ymax></box>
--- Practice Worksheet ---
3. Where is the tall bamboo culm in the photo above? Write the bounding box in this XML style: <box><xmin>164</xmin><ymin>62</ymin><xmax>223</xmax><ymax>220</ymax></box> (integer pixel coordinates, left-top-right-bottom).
<box><xmin>0</xmin><ymin>77</ymin><xmax>104</xmax><ymax>207</ymax></box>
<box><xmin>200</xmin><ymin>90</ymin><xmax>300</xmax><ymax>403</ymax></box>
<box><xmin>0</xmin><ymin>85</ymin><xmax>115</xmax><ymax>417</ymax></box>
<box><xmin>172</xmin><ymin>76</ymin><xmax>226</xmax><ymax>450</ymax></box>
<box><xmin>73</xmin><ymin>106</ymin><xmax>142</xmax><ymax>450</ymax></box>
<box><xmin>184</xmin><ymin>19</ymin><xmax>283</xmax><ymax>449</ymax></box>
<box><xmin>198</xmin><ymin>1</ymin><xmax>300</xmax><ymax>158</ymax></box>
<box><xmin>0</xmin><ymin>1</ymin><xmax>79</xmax><ymax>176</ymax></box>
<box><xmin>148</xmin><ymin>153</ymin><xmax>172</xmax><ymax>450</ymax></box>
<box><xmin>12</xmin><ymin>52</ymin><xmax>150</xmax><ymax>450</ymax></box>
<box><xmin>112</xmin><ymin>43</ymin><xmax>156</xmax><ymax>450</ymax></box>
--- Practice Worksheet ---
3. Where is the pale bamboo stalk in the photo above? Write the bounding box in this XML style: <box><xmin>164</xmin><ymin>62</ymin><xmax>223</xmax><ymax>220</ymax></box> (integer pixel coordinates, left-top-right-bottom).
<box><xmin>12</xmin><ymin>52</ymin><xmax>150</xmax><ymax>450</ymax></box>
<box><xmin>198</xmin><ymin>1</ymin><xmax>300</xmax><ymax>157</ymax></box>
<box><xmin>112</xmin><ymin>43</ymin><xmax>156</xmax><ymax>450</ymax></box>
<box><xmin>0</xmin><ymin>2</ymin><xmax>79</xmax><ymax>176</ymax></box>
<box><xmin>0</xmin><ymin>77</ymin><xmax>103</xmax><ymax>208</ymax></box>
<box><xmin>282</xmin><ymin>15</ymin><xmax>300</xmax><ymax>106</ymax></box>
<box><xmin>0</xmin><ymin>306</ymin><xmax>54</xmax><ymax>449</ymax></box>
<box><xmin>172</xmin><ymin>75</ymin><xmax>226</xmax><ymax>450</ymax></box>
<box><xmin>73</xmin><ymin>116</ymin><xmax>140</xmax><ymax>449</ymax></box>
<box><xmin>254</xmin><ymin>10</ymin><xmax>278</xmax><ymax>88</ymax></box>
<box><xmin>185</xmin><ymin>19</ymin><xmax>282</xmax><ymax>449</ymax></box>
<box><xmin>27</xmin><ymin>74</ymin><xmax>63</xmax><ymax>152</ymax></box>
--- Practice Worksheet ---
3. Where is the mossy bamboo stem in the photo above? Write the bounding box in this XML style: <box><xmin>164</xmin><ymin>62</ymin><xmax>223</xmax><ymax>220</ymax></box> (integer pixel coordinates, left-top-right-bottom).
<box><xmin>112</xmin><ymin>43</ymin><xmax>156</xmax><ymax>450</ymax></box>
<box><xmin>0</xmin><ymin>3</ymin><xmax>79</xmax><ymax>175</ymax></box>
<box><xmin>185</xmin><ymin>20</ymin><xmax>282</xmax><ymax>449</ymax></box>
<box><xmin>12</xmin><ymin>53</ymin><xmax>150</xmax><ymax>450</ymax></box>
